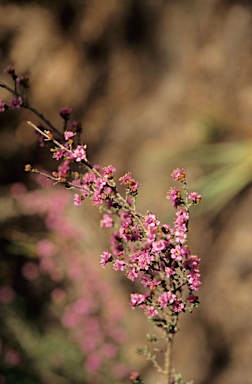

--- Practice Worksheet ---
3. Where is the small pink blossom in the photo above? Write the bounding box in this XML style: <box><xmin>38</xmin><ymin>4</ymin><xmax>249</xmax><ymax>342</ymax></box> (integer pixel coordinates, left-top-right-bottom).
<box><xmin>167</xmin><ymin>187</ymin><xmax>182</xmax><ymax>208</ymax></box>
<box><xmin>10</xmin><ymin>96</ymin><xmax>22</xmax><ymax>109</ymax></box>
<box><xmin>130</xmin><ymin>293</ymin><xmax>146</xmax><ymax>307</ymax></box>
<box><xmin>187</xmin><ymin>294</ymin><xmax>198</xmax><ymax>303</ymax></box>
<box><xmin>188</xmin><ymin>191</ymin><xmax>204</xmax><ymax>203</ymax></box>
<box><xmin>158</xmin><ymin>291</ymin><xmax>176</xmax><ymax>307</ymax></box>
<box><xmin>144</xmin><ymin>213</ymin><xmax>160</xmax><ymax>228</ymax></box>
<box><xmin>64</xmin><ymin>130</ymin><xmax>76</xmax><ymax>141</ymax></box>
<box><xmin>126</xmin><ymin>267</ymin><xmax>138</xmax><ymax>281</ymax></box>
<box><xmin>74</xmin><ymin>194</ymin><xmax>83</xmax><ymax>206</ymax></box>
<box><xmin>73</xmin><ymin>144</ymin><xmax>87</xmax><ymax>162</ymax></box>
<box><xmin>59</xmin><ymin>107</ymin><xmax>72</xmax><ymax>120</ymax></box>
<box><xmin>146</xmin><ymin>306</ymin><xmax>158</xmax><ymax>318</ymax></box>
<box><xmin>165</xmin><ymin>266</ymin><xmax>176</xmax><ymax>278</ymax></box>
<box><xmin>130</xmin><ymin>372</ymin><xmax>139</xmax><ymax>380</ymax></box>
<box><xmin>53</xmin><ymin>148</ymin><xmax>66</xmax><ymax>160</ymax></box>
<box><xmin>100</xmin><ymin>250</ymin><xmax>112</xmax><ymax>268</ymax></box>
<box><xmin>152</xmin><ymin>239</ymin><xmax>166</xmax><ymax>254</ymax></box>
<box><xmin>173</xmin><ymin>298</ymin><xmax>184</xmax><ymax>313</ymax></box>
<box><xmin>119</xmin><ymin>172</ymin><xmax>140</xmax><ymax>193</ymax></box>
<box><xmin>100</xmin><ymin>213</ymin><xmax>113</xmax><ymax>228</ymax></box>
<box><xmin>187</xmin><ymin>272</ymin><xmax>202</xmax><ymax>291</ymax></box>
<box><xmin>4</xmin><ymin>65</ymin><xmax>15</xmax><ymax>75</ymax></box>
<box><xmin>16</xmin><ymin>75</ymin><xmax>29</xmax><ymax>87</ymax></box>
<box><xmin>171</xmin><ymin>168</ymin><xmax>186</xmax><ymax>181</ymax></box>
<box><xmin>170</xmin><ymin>244</ymin><xmax>183</xmax><ymax>261</ymax></box>
<box><xmin>103</xmin><ymin>165</ymin><xmax>116</xmax><ymax>178</ymax></box>
<box><xmin>113</xmin><ymin>259</ymin><xmax>125</xmax><ymax>271</ymax></box>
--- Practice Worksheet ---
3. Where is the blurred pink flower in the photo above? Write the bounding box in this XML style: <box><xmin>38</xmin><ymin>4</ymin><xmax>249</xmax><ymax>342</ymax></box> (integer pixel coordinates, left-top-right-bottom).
<box><xmin>51</xmin><ymin>288</ymin><xmax>66</xmax><ymax>303</ymax></box>
<box><xmin>102</xmin><ymin>343</ymin><xmax>118</xmax><ymax>358</ymax></box>
<box><xmin>85</xmin><ymin>353</ymin><xmax>101</xmax><ymax>374</ymax></box>
<box><xmin>0</xmin><ymin>286</ymin><xmax>15</xmax><ymax>304</ymax></box>
<box><xmin>21</xmin><ymin>262</ymin><xmax>40</xmax><ymax>281</ymax></box>
<box><xmin>37</xmin><ymin>239</ymin><xmax>55</xmax><ymax>258</ymax></box>
<box><xmin>10</xmin><ymin>182</ymin><xmax>27</xmax><ymax>198</ymax></box>
<box><xmin>113</xmin><ymin>363</ymin><xmax>130</xmax><ymax>378</ymax></box>
<box><xmin>4</xmin><ymin>350</ymin><xmax>21</xmax><ymax>366</ymax></box>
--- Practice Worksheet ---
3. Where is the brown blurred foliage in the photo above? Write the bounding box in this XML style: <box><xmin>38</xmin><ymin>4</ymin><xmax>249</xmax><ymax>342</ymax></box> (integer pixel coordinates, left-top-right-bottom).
<box><xmin>1</xmin><ymin>0</ymin><xmax>252</xmax><ymax>383</ymax></box>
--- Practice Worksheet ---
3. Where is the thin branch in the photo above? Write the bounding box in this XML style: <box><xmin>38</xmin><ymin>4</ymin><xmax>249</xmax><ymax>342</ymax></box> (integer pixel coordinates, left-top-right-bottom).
<box><xmin>0</xmin><ymin>81</ymin><xmax>62</xmax><ymax>137</ymax></box>
<box><xmin>164</xmin><ymin>334</ymin><xmax>174</xmax><ymax>384</ymax></box>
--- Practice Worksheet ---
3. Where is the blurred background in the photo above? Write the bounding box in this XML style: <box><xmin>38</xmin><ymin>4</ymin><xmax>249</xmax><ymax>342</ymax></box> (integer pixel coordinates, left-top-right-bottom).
<box><xmin>1</xmin><ymin>0</ymin><xmax>252</xmax><ymax>383</ymax></box>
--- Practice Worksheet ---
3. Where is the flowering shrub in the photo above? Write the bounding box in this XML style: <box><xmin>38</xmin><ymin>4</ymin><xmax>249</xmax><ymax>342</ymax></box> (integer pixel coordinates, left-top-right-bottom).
<box><xmin>0</xmin><ymin>67</ymin><xmax>204</xmax><ymax>384</ymax></box>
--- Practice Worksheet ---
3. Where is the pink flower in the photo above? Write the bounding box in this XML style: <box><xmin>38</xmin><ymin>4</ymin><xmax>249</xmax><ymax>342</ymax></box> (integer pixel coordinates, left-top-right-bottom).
<box><xmin>100</xmin><ymin>214</ymin><xmax>113</xmax><ymax>228</ymax></box>
<box><xmin>24</xmin><ymin>164</ymin><xmax>32</xmax><ymax>172</ymax></box>
<box><xmin>103</xmin><ymin>165</ymin><xmax>116</xmax><ymax>178</ymax></box>
<box><xmin>187</xmin><ymin>294</ymin><xmax>198</xmax><ymax>303</ymax></box>
<box><xmin>174</xmin><ymin>227</ymin><xmax>187</xmax><ymax>244</ymax></box>
<box><xmin>74</xmin><ymin>194</ymin><xmax>82</xmax><ymax>206</ymax></box>
<box><xmin>10</xmin><ymin>96</ymin><xmax>22</xmax><ymax>109</ymax></box>
<box><xmin>187</xmin><ymin>272</ymin><xmax>202</xmax><ymax>291</ymax></box>
<box><xmin>158</xmin><ymin>292</ymin><xmax>169</xmax><ymax>308</ymax></box>
<box><xmin>53</xmin><ymin>148</ymin><xmax>66</xmax><ymax>160</ymax></box>
<box><xmin>100</xmin><ymin>250</ymin><xmax>112</xmax><ymax>268</ymax></box>
<box><xmin>167</xmin><ymin>188</ymin><xmax>182</xmax><ymax>208</ymax></box>
<box><xmin>130</xmin><ymin>293</ymin><xmax>146</xmax><ymax>307</ymax></box>
<box><xmin>173</xmin><ymin>298</ymin><xmax>184</xmax><ymax>313</ymax></box>
<box><xmin>188</xmin><ymin>191</ymin><xmax>204</xmax><ymax>203</ymax></box>
<box><xmin>147</xmin><ymin>278</ymin><xmax>161</xmax><ymax>290</ymax></box>
<box><xmin>58</xmin><ymin>159</ymin><xmax>70</xmax><ymax>177</ymax></box>
<box><xmin>170</xmin><ymin>244</ymin><xmax>183</xmax><ymax>261</ymax></box>
<box><xmin>64</xmin><ymin>130</ymin><xmax>76</xmax><ymax>141</ymax></box>
<box><xmin>146</xmin><ymin>306</ymin><xmax>158</xmax><ymax>318</ymax></box>
<box><xmin>165</xmin><ymin>266</ymin><xmax>175</xmax><ymax>278</ymax></box>
<box><xmin>144</xmin><ymin>213</ymin><xmax>160</xmax><ymax>228</ymax></box>
<box><xmin>119</xmin><ymin>173</ymin><xmax>140</xmax><ymax>193</ymax></box>
<box><xmin>130</xmin><ymin>372</ymin><xmax>139</xmax><ymax>380</ymax></box>
<box><xmin>16</xmin><ymin>75</ymin><xmax>29</xmax><ymax>87</ymax></box>
<box><xmin>175</xmin><ymin>209</ymin><xmax>189</xmax><ymax>223</ymax></box>
<box><xmin>126</xmin><ymin>267</ymin><xmax>138</xmax><ymax>281</ymax></box>
<box><xmin>152</xmin><ymin>239</ymin><xmax>166</xmax><ymax>254</ymax></box>
<box><xmin>137</xmin><ymin>250</ymin><xmax>154</xmax><ymax>270</ymax></box>
<box><xmin>113</xmin><ymin>259</ymin><xmax>125</xmax><ymax>271</ymax></box>
<box><xmin>4</xmin><ymin>65</ymin><xmax>15</xmax><ymax>75</ymax></box>
<box><xmin>59</xmin><ymin>107</ymin><xmax>72</xmax><ymax>120</ymax></box>
<box><xmin>158</xmin><ymin>291</ymin><xmax>176</xmax><ymax>307</ymax></box>
<box><xmin>171</xmin><ymin>168</ymin><xmax>186</xmax><ymax>181</ymax></box>
<box><xmin>73</xmin><ymin>145</ymin><xmax>87</xmax><ymax>162</ymax></box>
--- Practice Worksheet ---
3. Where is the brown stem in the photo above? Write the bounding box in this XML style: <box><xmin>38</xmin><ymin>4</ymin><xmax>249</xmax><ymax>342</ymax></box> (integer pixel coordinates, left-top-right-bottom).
<box><xmin>0</xmin><ymin>81</ymin><xmax>62</xmax><ymax>137</ymax></box>
<box><xmin>164</xmin><ymin>333</ymin><xmax>174</xmax><ymax>384</ymax></box>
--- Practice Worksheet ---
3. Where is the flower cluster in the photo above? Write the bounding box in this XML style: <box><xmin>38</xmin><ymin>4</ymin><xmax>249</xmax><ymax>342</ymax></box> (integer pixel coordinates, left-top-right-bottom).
<box><xmin>23</xmin><ymin>129</ymin><xmax>202</xmax><ymax>382</ymax></box>
<box><xmin>1</xmin><ymin>67</ymin><xmax>203</xmax><ymax>384</ymax></box>
<box><xmin>27</xmin><ymin>124</ymin><xmax>202</xmax><ymax>325</ymax></box>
